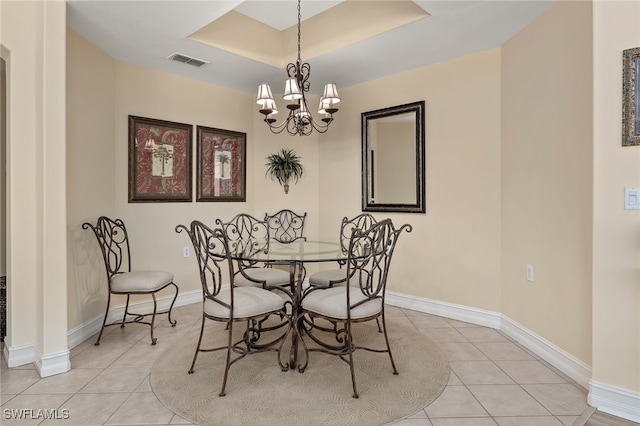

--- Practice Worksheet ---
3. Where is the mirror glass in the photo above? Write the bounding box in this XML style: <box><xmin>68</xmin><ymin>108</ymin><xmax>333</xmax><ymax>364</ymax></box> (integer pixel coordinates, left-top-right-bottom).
<box><xmin>362</xmin><ymin>101</ymin><xmax>425</xmax><ymax>213</ymax></box>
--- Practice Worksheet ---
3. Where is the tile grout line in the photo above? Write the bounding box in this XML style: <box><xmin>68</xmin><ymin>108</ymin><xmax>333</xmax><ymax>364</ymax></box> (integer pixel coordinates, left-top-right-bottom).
<box><xmin>464</xmin><ymin>354</ymin><xmax>556</xmax><ymax>420</ymax></box>
<box><xmin>2</xmin><ymin>305</ymin><xmax>596</xmax><ymax>426</ymax></box>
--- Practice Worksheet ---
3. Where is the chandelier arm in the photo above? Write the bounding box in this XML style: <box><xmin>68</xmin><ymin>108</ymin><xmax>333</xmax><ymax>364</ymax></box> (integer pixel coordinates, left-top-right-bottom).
<box><xmin>286</xmin><ymin>117</ymin><xmax>301</xmax><ymax>136</ymax></box>
<box><xmin>263</xmin><ymin>112</ymin><xmax>332</xmax><ymax>136</ymax></box>
<box><xmin>309</xmin><ymin>118</ymin><xmax>330</xmax><ymax>133</ymax></box>
<box><xmin>297</xmin><ymin>0</ymin><xmax>302</xmax><ymax>62</ymax></box>
<box><xmin>299</xmin><ymin>62</ymin><xmax>311</xmax><ymax>93</ymax></box>
<box><xmin>263</xmin><ymin>111</ymin><xmax>295</xmax><ymax>134</ymax></box>
<box><xmin>286</xmin><ymin>62</ymin><xmax>298</xmax><ymax>79</ymax></box>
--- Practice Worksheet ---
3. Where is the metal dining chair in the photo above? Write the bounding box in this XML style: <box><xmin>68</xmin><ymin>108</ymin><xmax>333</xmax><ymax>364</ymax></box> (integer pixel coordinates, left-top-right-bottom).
<box><xmin>298</xmin><ymin>218</ymin><xmax>412</xmax><ymax>398</ymax></box>
<box><xmin>215</xmin><ymin>213</ymin><xmax>292</xmax><ymax>296</ymax></box>
<box><xmin>306</xmin><ymin>213</ymin><xmax>378</xmax><ymax>291</ymax></box>
<box><xmin>82</xmin><ymin>216</ymin><xmax>178</xmax><ymax>346</ymax></box>
<box><xmin>215</xmin><ymin>213</ymin><xmax>293</xmax><ymax>340</ymax></box>
<box><xmin>175</xmin><ymin>220</ymin><xmax>291</xmax><ymax>396</ymax></box>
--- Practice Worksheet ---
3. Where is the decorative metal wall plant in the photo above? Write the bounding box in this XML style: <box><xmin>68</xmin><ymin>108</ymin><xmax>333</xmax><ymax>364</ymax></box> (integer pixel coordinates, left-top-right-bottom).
<box><xmin>265</xmin><ymin>148</ymin><xmax>304</xmax><ymax>194</ymax></box>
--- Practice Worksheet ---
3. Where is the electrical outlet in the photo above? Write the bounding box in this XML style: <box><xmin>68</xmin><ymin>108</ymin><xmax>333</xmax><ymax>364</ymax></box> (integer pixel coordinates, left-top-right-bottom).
<box><xmin>183</xmin><ymin>246</ymin><xmax>190</xmax><ymax>258</ymax></box>
<box><xmin>526</xmin><ymin>265</ymin><xmax>534</xmax><ymax>282</ymax></box>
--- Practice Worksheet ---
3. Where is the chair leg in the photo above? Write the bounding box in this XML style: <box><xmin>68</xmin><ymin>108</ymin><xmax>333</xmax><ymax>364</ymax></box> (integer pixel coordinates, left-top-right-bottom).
<box><xmin>149</xmin><ymin>293</ymin><xmax>158</xmax><ymax>345</ymax></box>
<box><xmin>188</xmin><ymin>315</ymin><xmax>206</xmax><ymax>374</ymax></box>
<box><xmin>346</xmin><ymin>321</ymin><xmax>359</xmax><ymax>398</ymax></box>
<box><xmin>219</xmin><ymin>320</ymin><xmax>233</xmax><ymax>397</ymax></box>
<box><xmin>94</xmin><ymin>293</ymin><xmax>112</xmax><ymax>346</ymax></box>
<box><xmin>121</xmin><ymin>295</ymin><xmax>131</xmax><ymax>328</ymax></box>
<box><xmin>167</xmin><ymin>282</ymin><xmax>179</xmax><ymax>327</ymax></box>
<box><xmin>381</xmin><ymin>312</ymin><xmax>398</xmax><ymax>375</ymax></box>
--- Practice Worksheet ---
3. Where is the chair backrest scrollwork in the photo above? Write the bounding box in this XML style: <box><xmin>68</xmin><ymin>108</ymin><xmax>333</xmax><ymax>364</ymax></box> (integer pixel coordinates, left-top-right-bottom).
<box><xmin>346</xmin><ymin>219</ymin><xmax>412</xmax><ymax>310</ymax></box>
<box><xmin>215</xmin><ymin>213</ymin><xmax>270</xmax><ymax>267</ymax></box>
<box><xmin>264</xmin><ymin>209</ymin><xmax>307</xmax><ymax>244</ymax></box>
<box><xmin>339</xmin><ymin>213</ymin><xmax>378</xmax><ymax>254</ymax></box>
<box><xmin>82</xmin><ymin>216</ymin><xmax>132</xmax><ymax>283</ymax></box>
<box><xmin>176</xmin><ymin>220</ymin><xmax>232</xmax><ymax>302</ymax></box>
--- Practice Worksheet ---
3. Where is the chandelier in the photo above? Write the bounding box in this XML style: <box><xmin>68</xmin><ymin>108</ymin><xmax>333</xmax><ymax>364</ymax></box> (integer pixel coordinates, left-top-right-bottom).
<box><xmin>256</xmin><ymin>0</ymin><xmax>341</xmax><ymax>136</ymax></box>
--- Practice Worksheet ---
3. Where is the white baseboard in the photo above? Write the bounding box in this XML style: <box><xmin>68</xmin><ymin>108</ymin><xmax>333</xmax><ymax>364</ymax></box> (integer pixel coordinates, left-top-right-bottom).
<box><xmin>386</xmin><ymin>291</ymin><xmax>502</xmax><ymax>329</ymax></box>
<box><xmin>3</xmin><ymin>340</ymin><xmax>70</xmax><ymax>378</ymax></box>
<box><xmin>36</xmin><ymin>349</ymin><xmax>71</xmax><ymax>377</ymax></box>
<box><xmin>386</xmin><ymin>292</ymin><xmax>591</xmax><ymax>388</ymax></box>
<box><xmin>500</xmin><ymin>315</ymin><xmax>592</xmax><ymax>389</ymax></box>
<box><xmin>67</xmin><ymin>312</ymin><xmax>107</xmax><ymax>349</ymax></box>
<box><xmin>4</xmin><ymin>339</ymin><xmax>35</xmax><ymax>368</ymax></box>
<box><xmin>386</xmin><ymin>292</ymin><xmax>640</xmax><ymax>423</ymax></box>
<box><xmin>5</xmin><ymin>290</ymin><xmax>202</xmax><ymax>375</ymax></box>
<box><xmin>588</xmin><ymin>380</ymin><xmax>640</xmax><ymax>423</ymax></box>
<box><xmin>68</xmin><ymin>289</ymin><xmax>202</xmax><ymax>349</ymax></box>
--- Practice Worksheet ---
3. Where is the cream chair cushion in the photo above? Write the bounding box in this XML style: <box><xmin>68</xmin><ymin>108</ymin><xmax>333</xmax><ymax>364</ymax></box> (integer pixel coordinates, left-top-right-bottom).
<box><xmin>110</xmin><ymin>271</ymin><xmax>174</xmax><ymax>293</ymax></box>
<box><xmin>302</xmin><ymin>286</ymin><xmax>382</xmax><ymax>320</ymax></box>
<box><xmin>234</xmin><ymin>268</ymin><xmax>290</xmax><ymax>288</ymax></box>
<box><xmin>308</xmin><ymin>269</ymin><xmax>347</xmax><ymax>288</ymax></box>
<box><xmin>204</xmin><ymin>286</ymin><xmax>285</xmax><ymax>319</ymax></box>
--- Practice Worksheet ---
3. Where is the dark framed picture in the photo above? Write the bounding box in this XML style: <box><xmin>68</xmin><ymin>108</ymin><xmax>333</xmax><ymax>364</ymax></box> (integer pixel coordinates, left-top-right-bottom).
<box><xmin>128</xmin><ymin>115</ymin><xmax>193</xmax><ymax>202</ymax></box>
<box><xmin>196</xmin><ymin>126</ymin><xmax>246</xmax><ymax>202</ymax></box>
<box><xmin>623</xmin><ymin>46</ymin><xmax>640</xmax><ymax>146</ymax></box>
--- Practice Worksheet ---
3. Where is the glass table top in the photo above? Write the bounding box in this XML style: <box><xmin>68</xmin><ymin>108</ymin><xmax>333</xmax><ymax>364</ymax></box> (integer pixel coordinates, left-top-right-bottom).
<box><xmin>230</xmin><ymin>239</ymin><xmax>346</xmax><ymax>263</ymax></box>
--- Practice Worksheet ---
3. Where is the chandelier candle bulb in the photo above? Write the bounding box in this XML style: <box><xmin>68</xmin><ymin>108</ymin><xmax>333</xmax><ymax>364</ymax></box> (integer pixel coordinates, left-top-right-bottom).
<box><xmin>263</xmin><ymin>99</ymin><xmax>278</xmax><ymax>115</ymax></box>
<box><xmin>283</xmin><ymin>78</ymin><xmax>302</xmax><ymax>100</ymax></box>
<box><xmin>318</xmin><ymin>100</ymin><xmax>326</xmax><ymax>114</ymax></box>
<box><xmin>256</xmin><ymin>84</ymin><xmax>274</xmax><ymax>105</ymax></box>
<box><xmin>296</xmin><ymin>101</ymin><xmax>310</xmax><ymax>119</ymax></box>
<box><xmin>322</xmin><ymin>83</ymin><xmax>341</xmax><ymax>103</ymax></box>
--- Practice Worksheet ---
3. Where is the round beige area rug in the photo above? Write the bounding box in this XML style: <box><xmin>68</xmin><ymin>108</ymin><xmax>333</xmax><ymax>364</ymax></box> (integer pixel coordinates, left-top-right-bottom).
<box><xmin>150</xmin><ymin>317</ymin><xmax>449</xmax><ymax>426</ymax></box>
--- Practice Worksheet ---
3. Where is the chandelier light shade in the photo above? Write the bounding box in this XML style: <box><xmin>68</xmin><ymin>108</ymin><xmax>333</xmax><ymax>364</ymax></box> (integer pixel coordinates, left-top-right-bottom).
<box><xmin>256</xmin><ymin>0</ymin><xmax>340</xmax><ymax>136</ymax></box>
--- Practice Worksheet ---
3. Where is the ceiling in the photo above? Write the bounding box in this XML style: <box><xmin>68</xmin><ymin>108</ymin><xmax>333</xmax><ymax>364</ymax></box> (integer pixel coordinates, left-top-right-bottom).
<box><xmin>66</xmin><ymin>0</ymin><xmax>554</xmax><ymax>96</ymax></box>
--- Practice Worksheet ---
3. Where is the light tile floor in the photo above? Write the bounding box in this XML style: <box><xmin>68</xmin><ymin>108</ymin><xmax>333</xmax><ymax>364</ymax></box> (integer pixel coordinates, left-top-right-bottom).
<box><xmin>0</xmin><ymin>303</ymin><xmax>627</xmax><ymax>426</ymax></box>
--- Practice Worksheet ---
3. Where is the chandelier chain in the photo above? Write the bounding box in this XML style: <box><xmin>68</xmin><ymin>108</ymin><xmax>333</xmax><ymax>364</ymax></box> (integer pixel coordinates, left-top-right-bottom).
<box><xmin>297</xmin><ymin>0</ymin><xmax>302</xmax><ymax>63</ymax></box>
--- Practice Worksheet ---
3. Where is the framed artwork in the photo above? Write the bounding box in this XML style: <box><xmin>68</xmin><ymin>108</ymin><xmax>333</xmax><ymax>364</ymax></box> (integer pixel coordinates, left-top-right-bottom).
<box><xmin>196</xmin><ymin>126</ymin><xmax>246</xmax><ymax>202</ymax></box>
<box><xmin>128</xmin><ymin>115</ymin><xmax>193</xmax><ymax>202</ymax></box>
<box><xmin>623</xmin><ymin>47</ymin><xmax>640</xmax><ymax>146</ymax></box>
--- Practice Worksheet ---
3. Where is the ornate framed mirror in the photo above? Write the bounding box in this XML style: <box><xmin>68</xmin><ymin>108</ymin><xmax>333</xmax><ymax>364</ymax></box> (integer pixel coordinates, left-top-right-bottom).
<box><xmin>361</xmin><ymin>101</ymin><xmax>425</xmax><ymax>213</ymax></box>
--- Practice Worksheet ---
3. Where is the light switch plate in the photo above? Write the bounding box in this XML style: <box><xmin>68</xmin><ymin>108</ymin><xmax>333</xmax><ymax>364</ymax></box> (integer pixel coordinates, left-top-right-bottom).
<box><xmin>624</xmin><ymin>188</ymin><xmax>640</xmax><ymax>210</ymax></box>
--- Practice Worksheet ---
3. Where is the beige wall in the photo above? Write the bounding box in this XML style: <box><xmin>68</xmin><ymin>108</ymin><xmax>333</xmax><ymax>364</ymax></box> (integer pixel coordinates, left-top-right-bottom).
<box><xmin>1</xmin><ymin>0</ymin><xmax>68</xmax><ymax>362</ymax></box>
<box><xmin>501</xmin><ymin>2</ymin><xmax>593</xmax><ymax>365</ymax></box>
<box><xmin>65</xmin><ymin>35</ymin><xmax>316</xmax><ymax>322</ymax></box>
<box><xmin>112</xmin><ymin>63</ymin><xmax>255</xmax><ymax>298</ymax></box>
<box><xmin>1</xmin><ymin>54</ymin><xmax>6</xmax><ymax>276</ymax></box>
<box><xmin>592</xmin><ymin>0</ymin><xmax>640</xmax><ymax>394</ymax></box>
<box><xmin>67</xmin><ymin>32</ymin><xmax>504</xmax><ymax>326</ymax></box>
<box><xmin>66</xmin><ymin>29</ymin><xmax>117</xmax><ymax>330</ymax></box>
<box><xmin>65</xmin><ymin>28</ymin><xmax>323</xmax><ymax>330</ymax></box>
<box><xmin>250</xmin><ymin>92</ymin><xmax>321</xmax><ymax>244</ymax></box>
<box><xmin>319</xmin><ymin>49</ymin><xmax>503</xmax><ymax>312</ymax></box>
<box><xmin>1</xmin><ymin>0</ymin><xmax>39</xmax><ymax>353</ymax></box>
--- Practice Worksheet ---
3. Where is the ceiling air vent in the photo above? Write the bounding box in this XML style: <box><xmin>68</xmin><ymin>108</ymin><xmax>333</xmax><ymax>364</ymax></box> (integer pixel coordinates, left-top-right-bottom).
<box><xmin>168</xmin><ymin>53</ymin><xmax>208</xmax><ymax>68</ymax></box>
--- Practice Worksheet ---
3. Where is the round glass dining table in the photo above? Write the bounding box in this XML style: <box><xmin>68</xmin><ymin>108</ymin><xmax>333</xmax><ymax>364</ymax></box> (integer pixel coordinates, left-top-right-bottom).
<box><xmin>228</xmin><ymin>239</ymin><xmax>348</xmax><ymax>290</ymax></box>
<box><xmin>228</xmin><ymin>239</ymin><xmax>347</xmax><ymax>369</ymax></box>
<box><xmin>249</xmin><ymin>240</ymin><xmax>345</xmax><ymax>262</ymax></box>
